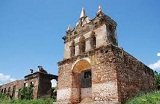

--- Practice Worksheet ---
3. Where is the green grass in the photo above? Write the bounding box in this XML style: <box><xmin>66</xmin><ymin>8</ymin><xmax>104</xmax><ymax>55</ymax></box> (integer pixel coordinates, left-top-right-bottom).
<box><xmin>126</xmin><ymin>91</ymin><xmax>160</xmax><ymax>104</ymax></box>
<box><xmin>2</xmin><ymin>91</ymin><xmax>160</xmax><ymax>104</ymax></box>
<box><xmin>0</xmin><ymin>94</ymin><xmax>56</xmax><ymax>104</ymax></box>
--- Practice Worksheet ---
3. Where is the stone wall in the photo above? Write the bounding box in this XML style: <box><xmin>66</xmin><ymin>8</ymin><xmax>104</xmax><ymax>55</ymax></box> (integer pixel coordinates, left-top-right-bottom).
<box><xmin>57</xmin><ymin>60</ymin><xmax>73</xmax><ymax>103</ymax></box>
<box><xmin>24</xmin><ymin>73</ymin><xmax>39</xmax><ymax>98</ymax></box>
<box><xmin>38</xmin><ymin>72</ymin><xmax>54</xmax><ymax>98</ymax></box>
<box><xmin>57</xmin><ymin>45</ymin><xmax>120</xmax><ymax>103</ymax></box>
<box><xmin>24</xmin><ymin>71</ymin><xmax>57</xmax><ymax>99</ymax></box>
<box><xmin>92</xmin><ymin>45</ymin><xmax>119</xmax><ymax>102</ymax></box>
<box><xmin>0</xmin><ymin>80</ymin><xmax>24</xmax><ymax>99</ymax></box>
<box><xmin>115</xmin><ymin>49</ymin><xmax>156</xmax><ymax>103</ymax></box>
<box><xmin>57</xmin><ymin>45</ymin><xmax>156</xmax><ymax>104</ymax></box>
<box><xmin>94</xmin><ymin>45</ymin><xmax>156</xmax><ymax>103</ymax></box>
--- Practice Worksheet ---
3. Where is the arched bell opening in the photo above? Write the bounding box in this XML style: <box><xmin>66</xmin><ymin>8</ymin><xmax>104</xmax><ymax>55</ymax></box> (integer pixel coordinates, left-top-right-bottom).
<box><xmin>79</xmin><ymin>36</ymin><xmax>85</xmax><ymax>54</ymax></box>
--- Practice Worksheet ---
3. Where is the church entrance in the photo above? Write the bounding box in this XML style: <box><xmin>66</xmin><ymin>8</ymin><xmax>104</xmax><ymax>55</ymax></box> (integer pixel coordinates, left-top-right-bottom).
<box><xmin>72</xmin><ymin>59</ymin><xmax>92</xmax><ymax>103</ymax></box>
<box><xmin>80</xmin><ymin>70</ymin><xmax>92</xmax><ymax>101</ymax></box>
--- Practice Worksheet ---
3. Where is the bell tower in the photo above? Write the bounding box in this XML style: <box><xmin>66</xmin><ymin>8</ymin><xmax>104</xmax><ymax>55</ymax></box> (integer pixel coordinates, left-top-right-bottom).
<box><xmin>63</xmin><ymin>6</ymin><xmax>118</xmax><ymax>60</ymax></box>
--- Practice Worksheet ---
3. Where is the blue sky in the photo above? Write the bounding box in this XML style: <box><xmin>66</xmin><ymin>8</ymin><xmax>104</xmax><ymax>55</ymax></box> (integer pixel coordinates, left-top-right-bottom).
<box><xmin>0</xmin><ymin>0</ymin><xmax>160</xmax><ymax>85</ymax></box>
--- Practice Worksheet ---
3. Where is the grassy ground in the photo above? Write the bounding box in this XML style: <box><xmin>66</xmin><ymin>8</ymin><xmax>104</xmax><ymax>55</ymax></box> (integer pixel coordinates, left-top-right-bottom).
<box><xmin>1</xmin><ymin>91</ymin><xmax>160</xmax><ymax>104</ymax></box>
<box><xmin>0</xmin><ymin>94</ymin><xmax>55</xmax><ymax>104</ymax></box>
<box><xmin>126</xmin><ymin>91</ymin><xmax>160</xmax><ymax>104</ymax></box>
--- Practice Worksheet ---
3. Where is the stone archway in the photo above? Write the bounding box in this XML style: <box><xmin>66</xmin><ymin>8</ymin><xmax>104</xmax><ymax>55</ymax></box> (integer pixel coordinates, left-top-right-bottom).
<box><xmin>72</xmin><ymin>58</ymin><xmax>92</xmax><ymax>103</ymax></box>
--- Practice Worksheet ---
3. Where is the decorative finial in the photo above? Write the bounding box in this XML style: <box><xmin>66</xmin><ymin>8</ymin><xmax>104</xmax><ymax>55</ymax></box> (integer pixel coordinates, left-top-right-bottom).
<box><xmin>30</xmin><ymin>69</ymin><xmax>33</xmax><ymax>74</ymax></box>
<box><xmin>80</xmin><ymin>7</ymin><xmax>86</xmax><ymax>18</ymax></box>
<box><xmin>38</xmin><ymin>66</ymin><xmax>43</xmax><ymax>71</ymax></box>
<box><xmin>67</xmin><ymin>24</ymin><xmax>72</xmax><ymax>31</ymax></box>
<box><xmin>97</xmin><ymin>5</ymin><xmax>103</xmax><ymax>14</ymax></box>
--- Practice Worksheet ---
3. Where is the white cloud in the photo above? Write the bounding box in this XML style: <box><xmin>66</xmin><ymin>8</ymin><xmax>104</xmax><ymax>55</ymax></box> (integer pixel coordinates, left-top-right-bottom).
<box><xmin>157</xmin><ymin>53</ymin><xmax>160</xmax><ymax>57</ymax></box>
<box><xmin>0</xmin><ymin>73</ymin><xmax>16</xmax><ymax>85</ymax></box>
<box><xmin>149</xmin><ymin>60</ymin><xmax>160</xmax><ymax>72</ymax></box>
<box><xmin>51</xmin><ymin>79</ymin><xmax>57</xmax><ymax>87</ymax></box>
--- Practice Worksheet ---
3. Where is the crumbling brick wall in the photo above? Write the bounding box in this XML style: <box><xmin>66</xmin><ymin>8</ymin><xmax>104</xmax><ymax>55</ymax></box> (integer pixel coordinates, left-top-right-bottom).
<box><xmin>115</xmin><ymin>49</ymin><xmax>156</xmax><ymax>103</ymax></box>
<box><xmin>91</xmin><ymin>45</ymin><xmax>119</xmax><ymax>102</ymax></box>
<box><xmin>0</xmin><ymin>80</ymin><xmax>24</xmax><ymax>99</ymax></box>
<box><xmin>57</xmin><ymin>44</ymin><xmax>156</xmax><ymax>104</ymax></box>
<box><xmin>57</xmin><ymin>45</ymin><xmax>120</xmax><ymax>103</ymax></box>
<box><xmin>57</xmin><ymin>60</ymin><xmax>75</xmax><ymax>103</ymax></box>
<box><xmin>0</xmin><ymin>70</ymin><xmax>57</xmax><ymax>99</ymax></box>
<box><xmin>24</xmin><ymin>70</ymin><xmax>57</xmax><ymax>99</ymax></box>
<box><xmin>93</xmin><ymin>45</ymin><xmax>156</xmax><ymax>103</ymax></box>
<box><xmin>37</xmin><ymin>73</ymin><xmax>54</xmax><ymax>98</ymax></box>
<box><xmin>24</xmin><ymin>74</ymin><xmax>39</xmax><ymax>99</ymax></box>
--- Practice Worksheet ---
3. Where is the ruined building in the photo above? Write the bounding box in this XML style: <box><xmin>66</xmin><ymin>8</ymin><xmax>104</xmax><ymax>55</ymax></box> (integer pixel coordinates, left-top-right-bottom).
<box><xmin>0</xmin><ymin>66</ymin><xmax>57</xmax><ymax>99</ymax></box>
<box><xmin>56</xmin><ymin>6</ymin><xmax>156</xmax><ymax>104</ymax></box>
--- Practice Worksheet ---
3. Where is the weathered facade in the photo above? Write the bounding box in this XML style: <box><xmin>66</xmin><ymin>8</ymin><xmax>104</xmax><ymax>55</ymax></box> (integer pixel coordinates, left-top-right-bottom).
<box><xmin>0</xmin><ymin>80</ymin><xmax>24</xmax><ymax>99</ymax></box>
<box><xmin>0</xmin><ymin>66</ymin><xmax>57</xmax><ymax>99</ymax></box>
<box><xmin>56</xmin><ymin>6</ymin><xmax>156</xmax><ymax>104</ymax></box>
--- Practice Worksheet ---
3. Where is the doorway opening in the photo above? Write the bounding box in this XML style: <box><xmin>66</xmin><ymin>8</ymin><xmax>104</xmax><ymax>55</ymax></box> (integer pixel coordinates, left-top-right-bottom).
<box><xmin>72</xmin><ymin>59</ymin><xmax>92</xmax><ymax>103</ymax></box>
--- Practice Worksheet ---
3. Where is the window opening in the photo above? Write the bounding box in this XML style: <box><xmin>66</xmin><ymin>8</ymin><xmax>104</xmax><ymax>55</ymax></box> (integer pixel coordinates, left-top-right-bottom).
<box><xmin>84</xmin><ymin>71</ymin><xmax>91</xmax><ymax>78</ymax></box>
<box><xmin>1</xmin><ymin>89</ymin><xmax>3</xmax><ymax>93</ymax></box>
<box><xmin>8</xmin><ymin>87</ymin><xmax>11</xmax><ymax>94</ymax></box>
<box><xmin>79</xmin><ymin>36</ymin><xmax>85</xmax><ymax>54</ymax></box>
<box><xmin>70</xmin><ymin>41</ymin><xmax>75</xmax><ymax>57</ymax></box>
<box><xmin>4</xmin><ymin>88</ymin><xmax>6</xmax><ymax>93</ymax></box>
<box><xmin>90</xmin><ymin>34</ymin><xmax>96</xmax><ymax>49</ymax></box>
<box><xmin>24</xmin><ymin>82</ymin><xmax>28</xmax><ymax>87</ymax></box>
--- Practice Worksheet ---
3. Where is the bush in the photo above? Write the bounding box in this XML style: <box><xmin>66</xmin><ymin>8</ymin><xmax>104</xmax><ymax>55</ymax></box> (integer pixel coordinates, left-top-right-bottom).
<box><xmin>0</xmin><ymin>93</ymin><xmax>8</xmax><ymax>100</ymax></box>
<box><xmin>154</xmin><ymin>71</ymin><xmax>160</xmax><ymax>89</ymax></box>
<box><xmin>20</xmin><ymin>84</ymin><xmax>34</xmax><ymax>100</ymax></box>
<box><xmin>0</xmin><ymin>93</ymin><xmax>55</xmax><ymax>104</ymax></box>
<box><xmin>126</xmin><ymin>91</ymin><xmax>160</xmax><ymax>104</ymax></box>
<box><xmin>0</xmin><ymin>98</ymin><xmax>55</xmax><ymax>104</ymax></box>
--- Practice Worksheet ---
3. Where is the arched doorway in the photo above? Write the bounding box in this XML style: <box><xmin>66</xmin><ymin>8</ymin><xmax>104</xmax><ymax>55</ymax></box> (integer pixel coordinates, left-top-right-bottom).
<box><xmin>72</xmin><ymin>58</ymin><xmax>92</xmax><ymax>103</ymax></box>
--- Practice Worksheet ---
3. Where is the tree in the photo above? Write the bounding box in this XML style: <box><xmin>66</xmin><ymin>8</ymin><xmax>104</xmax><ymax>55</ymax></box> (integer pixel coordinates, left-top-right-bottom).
<box><xmin>51</xmin><ymin>86</ymin><xmax>57</xmax><ymax>99</ymax></box>
<box><xmin>19</xmin><ymin>84</ymin><xmax>34</xmax><ymax>100</ymax></box>
<box><xmin>154</xmin><ymin>71</ymin><xmax>160</xmax><ymax>89</ymax></box>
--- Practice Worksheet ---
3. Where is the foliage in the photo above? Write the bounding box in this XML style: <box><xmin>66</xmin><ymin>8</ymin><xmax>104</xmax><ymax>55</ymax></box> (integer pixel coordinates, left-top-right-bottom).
<box><xmin>126</xmin><ymin>91</ymin><xmax>160</xmax><ymax>104</ymax></box>
<box><xmin>19</xmin><ymin>84</ymin><xmax>34</xmax><ymax>100</ymax></box>
<box><xmin>0</xmin><ymin>94</ymin><xmax>55</xmax><ymax>104</ymax></box>
<box><xmin>0</xmin><ymin>93</ymin><xmax>9</xmax><ymax>100</ymax></box>
<box><xmin>52</xmin><ymin>86</ymin><xmax>57</xmax><ymax>91</ymax></box>
<box><xmin>154</xmin><ymin>71</ymin><xmax>160</xmax><ymax>87</ymax></box>
<box><xmin>51</xmin><ymin>86</ymin><xmax>57</xmax><ymax>99</ymax></box>
<box><xmin>1</xmin><ymin>98</ymin><xmax>55</xmax><ymax>104</ymax></box>
<box><xmin>0</xmin><ymin>83</ymin><xmax>56</xmax><ymax>104</ymax></box>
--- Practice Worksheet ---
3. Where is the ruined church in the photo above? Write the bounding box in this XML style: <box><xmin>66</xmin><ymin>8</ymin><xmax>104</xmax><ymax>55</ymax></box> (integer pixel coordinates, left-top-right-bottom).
<box><xmin>0</xmin><ymin>6</ymin><xmax>156</xmax><ymax>104</ymax></box>
<box><xmin>56</xmin><ymin>6</ymin><xmax>156</xmax><ymax>104</ymax></box>
<box><xmin>0</xmin><ymin>66</ymin><xmax>57</xmax><ymax>99</ymax></box>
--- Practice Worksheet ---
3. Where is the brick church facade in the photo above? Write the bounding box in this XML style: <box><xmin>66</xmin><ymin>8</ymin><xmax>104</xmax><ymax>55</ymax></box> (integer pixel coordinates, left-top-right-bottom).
<box><xmin>56</xmin><ymin>6</ymin><xmax>156</xmax><ymax>104</ymax></box>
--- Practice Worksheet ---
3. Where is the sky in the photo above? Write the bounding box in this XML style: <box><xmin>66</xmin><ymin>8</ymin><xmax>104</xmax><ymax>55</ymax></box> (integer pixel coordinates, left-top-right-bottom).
<box><xmin>0</xmin><ymin>0</ymin><xmax>160</xmax><ymax>85</ymax></box>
